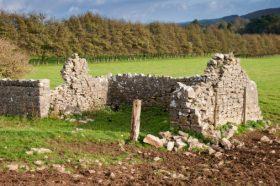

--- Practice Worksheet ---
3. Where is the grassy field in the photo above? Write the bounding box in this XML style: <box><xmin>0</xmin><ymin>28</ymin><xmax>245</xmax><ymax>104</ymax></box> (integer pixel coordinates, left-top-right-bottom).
<box><xmin>26</xmin><ymin>57</ymin><xmax>208</xmax><ymax>88</ymax></box>
<box><xmin>0</xmin><ymin>55</ymin><xmax>278</xmax><ymax>170</ymax></box>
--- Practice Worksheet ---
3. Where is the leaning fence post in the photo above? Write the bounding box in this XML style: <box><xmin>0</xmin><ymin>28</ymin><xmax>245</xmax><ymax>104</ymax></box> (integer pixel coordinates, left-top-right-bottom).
<box><xmin>130</xmin><ymin>99</ymin><xmax>142</xmax><ymax>141</ymax></box>
<box><xmin>243</xmin><ymin>87</ymin><xmax>247</xmax><ymax>124</ymax></box>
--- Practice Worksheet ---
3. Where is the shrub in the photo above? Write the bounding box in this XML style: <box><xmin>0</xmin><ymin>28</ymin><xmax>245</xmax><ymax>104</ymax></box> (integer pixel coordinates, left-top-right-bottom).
<box><xmin>0</xmin><ymin>39</ymin><xmax>31</xmax><ymax>79</ymax></box>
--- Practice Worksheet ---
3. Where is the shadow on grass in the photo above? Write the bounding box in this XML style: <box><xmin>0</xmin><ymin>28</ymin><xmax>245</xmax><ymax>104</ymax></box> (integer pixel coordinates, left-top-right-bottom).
<box><xmin>0</xmin><ymin>106</ymin><xmax>171</xmax><ymax>144</ymax></box>
<box><xmin>80</xmin><ymin>106</ymin><xmax>171</xmax><ymax>136</ymax></box>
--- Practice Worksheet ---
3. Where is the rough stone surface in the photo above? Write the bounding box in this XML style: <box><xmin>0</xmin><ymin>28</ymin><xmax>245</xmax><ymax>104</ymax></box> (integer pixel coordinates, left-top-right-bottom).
<box><xmin>144</xmin><ymin>130</ymin><xmax>214</xmax><ymax>152</ymax></box>
<box><xmin>143</xmin><ymin>134</ymin><xmax>164</xmax><ymax>148</ymax></box>
<box><xmin>187</xmin><ymin>136</ymin><xmax>208</xmax><ymax>149</ymax></box>
<box><xmin>167</xmin><ymin>141</ymin><xmax>175</xmax><ymax>151</ymax></box>
<box><xmin>169</xmin><ymin>53</ymin><xmax>262</xmax><ymax>137</ymax></box>
<box><xmin>221</xmin><ymin>138</ymin><xmax>232</xmax><ymax>150</ymax></box>
<box><xmin>108</xmin><ymin>74</ymin><xmax>204</xmax><ymax>108</ymax></box>
<box><xmin>7</xmin><ymin>164</ymin><xmax>19</xmax><ymax>171</ymax></box>
<box><xmin>260</xmin><ymin>136</ymin><xmax>272</xmax><ymax>143</ymax></box>
<box><xmin>50</xmin><ymin>54</ymin><xmax>109</xmax><ymax>115</ymax></box>
<box><xmin>0</xmin><ymin>79</ymin><xmax>50</xmax><ymax>117</ymax></box>
<box><xmin>159</xmin><ymin>131</ymin><xmax>173</xmax><ymax>140</ymax></box>
<box><xmin>30</xmin><ymin>148</ymin><xmax>52</xmax><ymax>154</ymax></box>
<box><xmin>175</xmin><ymin>140</ymin><xmax>187</xmax><ymax>150</ymax></box>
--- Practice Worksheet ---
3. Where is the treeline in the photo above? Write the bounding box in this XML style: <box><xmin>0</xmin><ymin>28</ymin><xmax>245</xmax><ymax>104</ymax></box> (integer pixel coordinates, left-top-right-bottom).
<box><xmin>0</xmin><ymin>11</ymin><xmax>280</xmax><ymax>62</ymax></box>
<box><xmin>243</xmin><ymin>15</ymin><xmax>280</xmax><ymax>34</ymax></box>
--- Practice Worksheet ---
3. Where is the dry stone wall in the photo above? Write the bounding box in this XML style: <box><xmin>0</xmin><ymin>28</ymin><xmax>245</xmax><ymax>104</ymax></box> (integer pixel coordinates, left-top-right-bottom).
<box><xmin>108</xmin><ymin>74</ymin><xmax>206</xmax><ymax>108</ymax></box>
<box><xmin>0</xmin><ymin>79</ymin><xmax>50</xmax><ymax>117</ymax></box>
<box><xmin>0</xmin><ymin>53</ymin><xmax>262</xmax><ymax>138</ymax></box>
<box><xmin>49</xmin><ymin>54</ymin><xmax>207</xmax><ymax>115</ymax></box>
<box><xmin>50</xmin><ymin>54</ymin><xmax>109</xmax><ymax>115</ymax></box>
<box><xmin>169</xmin><ymin>53</ymin><xmax>262</xmax><ymax>137</ymax></box>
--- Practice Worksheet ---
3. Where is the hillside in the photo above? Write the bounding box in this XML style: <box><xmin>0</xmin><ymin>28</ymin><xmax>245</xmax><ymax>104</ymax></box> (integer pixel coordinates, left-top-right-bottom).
<box><xmin>181</xmin><ymin>7</ymin><xmax>280</xmax><ymax>26</ymax></box>
<box><xmin>243</xmin><ymin>7</ymin><xmax>280</xmax><ymax>19</ymax></box>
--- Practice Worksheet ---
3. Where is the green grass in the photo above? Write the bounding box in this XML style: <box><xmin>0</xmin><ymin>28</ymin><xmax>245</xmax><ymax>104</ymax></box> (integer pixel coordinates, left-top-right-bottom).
<box><xmin>25</xmin><ymin>57</ymin><xmax>208</xmax><ymax>89</ymax></box>
<box><xmin>236</xmin><ymin>120</ymin><xmax>267</xmax><ymax>135</ymax></box>
<box><xmin>0</xmin><ymin>106</ymin><xmax>169</xmax><ymax>169</ymax></box>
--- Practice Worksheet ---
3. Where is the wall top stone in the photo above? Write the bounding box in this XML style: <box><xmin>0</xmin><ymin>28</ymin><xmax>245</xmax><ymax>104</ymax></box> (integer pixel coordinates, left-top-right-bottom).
<box><xmin>0</xmin><ymin>79</ymin><xmax>50</xmax><ymax>87</ymax></box>
<box><xmin>61</xmin><ymin>53</ymin><xmax>89</xmax><ymax>84</ymax></box>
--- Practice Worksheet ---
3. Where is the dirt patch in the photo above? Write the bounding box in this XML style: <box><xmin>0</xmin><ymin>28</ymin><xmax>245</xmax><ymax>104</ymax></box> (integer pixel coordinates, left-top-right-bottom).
<box><xmin>51</xmin><ymin>141</ymin><xmax>126</xmax><ymax>156</ymax></box>
<box><xmin>1</xmin><ymin>129</ymin><xmax>279</xmax><ymax>185</ymax></box>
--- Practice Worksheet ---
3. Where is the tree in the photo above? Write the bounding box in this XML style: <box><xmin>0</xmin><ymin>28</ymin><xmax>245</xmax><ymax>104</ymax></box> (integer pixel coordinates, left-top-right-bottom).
<box><xmin>186</xmin><ymin>23</ymin><xmax>204</xmax><ymax>55</ymax></box>
<box><xmin>0</xmin><ymin>39</ymin><xmax>30</xmax><ymax>78</ymax></box>
<box><xmin>0</xmin><ymin>11</ymin><xmax>279</xmax><ymax>58</ymax></box>
<box><xmin>243</xmin><ymin>15</ymin><xmax>280</xmax><ymax>34</ymax></box>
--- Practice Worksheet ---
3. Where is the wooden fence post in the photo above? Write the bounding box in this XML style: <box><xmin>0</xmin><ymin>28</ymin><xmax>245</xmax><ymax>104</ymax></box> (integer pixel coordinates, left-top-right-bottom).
<box><xmin>130</xmin><ymin>99</ymin><xmax>142</xmax><ymax>141</ymax></box>
<box><xmin>213</xmin><ymin>90</ymin><xmax>218</xmax><ymax>126</ymax></box>
<box><xmin>243</xmin><ymin>87</ymin><xmax>247</xmax><ymax>124</ymax></box>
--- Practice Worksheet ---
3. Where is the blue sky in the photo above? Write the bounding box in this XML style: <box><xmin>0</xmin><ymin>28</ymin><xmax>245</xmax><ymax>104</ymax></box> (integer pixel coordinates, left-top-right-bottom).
<box><xmin>0</xmin><ymin>0</ymin><xmax>279</xmax><ymax>22</ymax></box>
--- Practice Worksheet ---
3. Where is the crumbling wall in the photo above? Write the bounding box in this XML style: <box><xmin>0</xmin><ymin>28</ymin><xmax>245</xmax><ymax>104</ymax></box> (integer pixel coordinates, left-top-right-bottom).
<box><xmin>0</xmin><ymin>53</ymin><xmax>262</xmax><ymax>134</ymax></box>
<box><xmin>49</xmin><ymin>54</ymin><xmax>209</xmax><ymax>115</ymax></box>
<box><xmin>50</xmin><ymin>54</ymin><xmax>109</xmax><ymax>115</ymax></box>
<box><xmin>49</xmin><ymin>53</ymin><xmax>262</xmax><ymax>136</ymax></box>
<box><xmin>169</xmin><ymin>53</ymin><xmax>262</xmax><ymax>137</ymax></box>
<box><xmin>0</xmin><ymin>79</ymin><xmax>50</xmax><ymax>117</ymax></box>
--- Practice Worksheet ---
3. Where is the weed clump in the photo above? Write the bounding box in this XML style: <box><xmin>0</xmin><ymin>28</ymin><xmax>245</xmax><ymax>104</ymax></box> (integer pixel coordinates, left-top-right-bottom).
<box><xmin>236</xmin><ymin>120</ymin><xmax>267</xmax><ymax>134</ymax></box>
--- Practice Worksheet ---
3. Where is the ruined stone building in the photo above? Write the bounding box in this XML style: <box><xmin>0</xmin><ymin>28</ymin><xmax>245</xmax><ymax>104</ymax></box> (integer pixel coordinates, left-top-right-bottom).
<box><xmin>0</xmin><ymin>53</ymin><xmax>262</xmax><ymax>137</ymax></box>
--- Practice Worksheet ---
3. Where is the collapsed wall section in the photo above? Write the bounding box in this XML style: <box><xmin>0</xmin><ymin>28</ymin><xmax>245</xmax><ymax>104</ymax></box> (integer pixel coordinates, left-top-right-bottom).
<box><xmin>0</xmin><ymin>79</ymin><xmax>50</xmax><ymax>117</ymax></box>
<box><xmin>50</xmin><ymin>54</ymin><xmax>109</xmax><ymax>115</ymax></box>
<box><xmin>169</xmin><ymin>53</ymin><xmax>262</xmax><ymax>137</ymax></box>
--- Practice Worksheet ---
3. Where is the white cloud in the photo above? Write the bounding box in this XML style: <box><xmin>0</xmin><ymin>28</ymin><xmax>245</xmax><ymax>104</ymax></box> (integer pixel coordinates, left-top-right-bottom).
<box><xmin>96</xmin><ymin>0</ymin><xmax>106</xmax><ymax>5</ymax></box>
<box><xmin>68</xmin><ymin>6</ymin><xmax>81</xmax><ymax>14</ymax></box>
<box><xmin>180</xmin><ymin>2</ymin><xmax>188</xmax><ymax>11</ymax></box>
<box><xmin>209</xmin><ymin>1</ymin><xmax>217</xmax><ymax>9</ymax></box>
<box><xmin>0</xmin><ymin>0</ymin><xmax>26</xmax><ymax>11</ymax></box>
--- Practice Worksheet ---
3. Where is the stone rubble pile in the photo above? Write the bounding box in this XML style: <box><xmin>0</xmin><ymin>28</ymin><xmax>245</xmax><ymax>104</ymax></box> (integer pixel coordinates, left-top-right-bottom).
<box><xmin>143</xmin><ymin>123</ymin><xmax>244</xmax><ymax>153</ymax></box>
<box><xmin>143</xmin><ymin>131</ymin><xmax>211</xmax><ymax>152</ymax></box>
<box><xmin>25</xmin><ymin>148</ymin><xmax>52</xmax><ymax>155</ymax></box>
<box><xmin>65</xmin><ymin>117</ymin><xmax>94</xmax><ymax>124</ymax></box>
